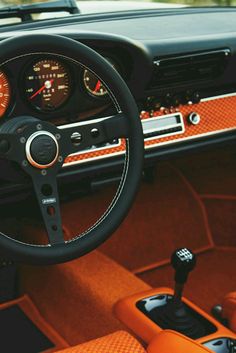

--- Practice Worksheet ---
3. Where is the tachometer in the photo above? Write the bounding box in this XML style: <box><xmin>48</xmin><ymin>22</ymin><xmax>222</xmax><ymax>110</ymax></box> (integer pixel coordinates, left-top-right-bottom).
<box><xmin>24</xmin><ymin>59</ymin><xmax>71</xmax><ymax>111</ymax></box>
<box><xmin>0</xmin><ymin>70</ymin><xmax>11</xmax><ymax>118</ymax></box>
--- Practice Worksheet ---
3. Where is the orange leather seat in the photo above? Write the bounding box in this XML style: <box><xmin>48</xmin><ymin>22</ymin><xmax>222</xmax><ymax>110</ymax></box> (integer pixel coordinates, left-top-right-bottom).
<box><xmin>56</xmin><ymin>330</ymin><xmax>213</xmax><ymax>353</ymax></box>
<box><xmin>223</xmin><ymin>292</ymin><xmax>236</xmax><ymax>333</ymax></box>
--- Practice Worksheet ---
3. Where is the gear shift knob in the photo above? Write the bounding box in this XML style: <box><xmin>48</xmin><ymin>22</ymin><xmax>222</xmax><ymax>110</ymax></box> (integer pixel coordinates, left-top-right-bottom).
<box><xmin>171</xmin><ymin>248</ymin><xmax>196</xmax><ymax>284</ymax></box>
<box><xmin>171</xmin><ymin>248</ymin><xmax>196</xmax><ymax>304</ymax></box>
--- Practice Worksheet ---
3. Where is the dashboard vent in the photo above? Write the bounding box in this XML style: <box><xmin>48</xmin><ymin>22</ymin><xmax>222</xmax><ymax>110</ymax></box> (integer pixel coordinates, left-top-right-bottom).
<box><xmin>151</xmin><ymin>49</ymin><xmax>230</xmax><ymax>88</ymax></box>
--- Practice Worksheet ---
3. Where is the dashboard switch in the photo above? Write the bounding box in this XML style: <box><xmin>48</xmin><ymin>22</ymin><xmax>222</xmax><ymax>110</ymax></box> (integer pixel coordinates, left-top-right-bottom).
<box><xmin>188</xmin><ymin>112</ymin><xmax>201</xmax><ymax>125</ymax></box>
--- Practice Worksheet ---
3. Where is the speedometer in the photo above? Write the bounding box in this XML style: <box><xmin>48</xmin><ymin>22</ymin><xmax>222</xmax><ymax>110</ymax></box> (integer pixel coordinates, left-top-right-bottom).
<box><xmin>24</xmin><ymin>59</ymin><xmax>71</xmax><ymax>112</ymax></box>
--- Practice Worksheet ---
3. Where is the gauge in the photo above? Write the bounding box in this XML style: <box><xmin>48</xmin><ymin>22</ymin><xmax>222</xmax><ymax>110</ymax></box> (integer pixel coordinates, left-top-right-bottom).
<box><xmin>0</xmin><ymin>70</ymin><xmax>11</xmax><ymax>118</ymax></box>
<box><xmin>83</xmin><ymin>69</ymin><xmax>108</xmax><ymax>97</ymax></box>
<box><xmin>83</xmin><ymin>58</ymin><xmax>119</xmax><ymax>98</ymax></box>
<box><xmin>24</xmin><ymin>59</ymin><xmax>71</xmax><ymax>111</ymax></box>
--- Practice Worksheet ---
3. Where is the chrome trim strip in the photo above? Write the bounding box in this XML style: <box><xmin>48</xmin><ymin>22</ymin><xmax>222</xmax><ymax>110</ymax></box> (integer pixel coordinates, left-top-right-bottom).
<box><xmin>201</xmin><ymin>92</ymin><xmax>236</xmax><ymax>102</ymax></box>
<box><xmin>58</xmin><ymin>115</ymin><xmax>111</xmax><ymax>130</ymax></box>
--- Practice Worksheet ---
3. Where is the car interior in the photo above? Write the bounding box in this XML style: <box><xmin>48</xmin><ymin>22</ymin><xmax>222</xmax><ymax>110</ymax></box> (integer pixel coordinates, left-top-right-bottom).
<box><xmin>0</xmin><ymin>2</ymin><xmax>236</xmax><ymax>352</ymax></box>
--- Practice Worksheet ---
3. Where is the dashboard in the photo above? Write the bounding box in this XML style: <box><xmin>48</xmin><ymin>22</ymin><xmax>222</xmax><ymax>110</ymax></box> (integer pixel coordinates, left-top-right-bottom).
<box><xmin>1</xmin><ymin>7</ymin><xmax>236</xmax><ymax>194</ymax></box>
<box><xmin>0</xmin><ymin>53</ymin><xmax>120</xmax><ymax>125</ymax></box>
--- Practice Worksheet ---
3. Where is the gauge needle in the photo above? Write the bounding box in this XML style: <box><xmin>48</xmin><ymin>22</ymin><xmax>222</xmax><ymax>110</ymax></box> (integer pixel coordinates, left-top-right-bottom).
<box><xmin>29</xmin><ymin>79</ymin><xmax>54</xmax><ymax>100</ymax></box>
<box><xmin>93</xmin><ymin>80</ymin><xmax>101</xmax><ymax>93</ymax></box>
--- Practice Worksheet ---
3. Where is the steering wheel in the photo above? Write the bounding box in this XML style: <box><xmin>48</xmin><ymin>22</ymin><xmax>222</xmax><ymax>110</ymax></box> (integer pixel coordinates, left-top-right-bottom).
<box><xmin>0</xmin><ymin>34</ymin><xmax>143</xmax><ymax>265</ymax></box>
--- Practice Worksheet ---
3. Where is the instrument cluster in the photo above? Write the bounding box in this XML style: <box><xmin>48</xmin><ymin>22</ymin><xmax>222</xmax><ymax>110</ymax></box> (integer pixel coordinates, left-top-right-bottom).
<box><xmin>0</xmin><ymin>54</ymin><xmax>120</xmax><ymax>123</ymax></box>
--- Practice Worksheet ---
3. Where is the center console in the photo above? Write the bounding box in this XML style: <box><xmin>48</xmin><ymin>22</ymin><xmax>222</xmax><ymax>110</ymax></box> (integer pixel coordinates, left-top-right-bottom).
<box><xmin>114</xmin><ymin>248</ymin><xmax>236</xmax><ymax>352</ymax></box>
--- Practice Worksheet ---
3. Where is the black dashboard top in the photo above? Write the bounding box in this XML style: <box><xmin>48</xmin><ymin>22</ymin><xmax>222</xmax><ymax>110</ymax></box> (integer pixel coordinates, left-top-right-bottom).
<box><xmin>1</xmin><ymin>8</ymin><xmax>236</xmax><ymax>79</ymax></box>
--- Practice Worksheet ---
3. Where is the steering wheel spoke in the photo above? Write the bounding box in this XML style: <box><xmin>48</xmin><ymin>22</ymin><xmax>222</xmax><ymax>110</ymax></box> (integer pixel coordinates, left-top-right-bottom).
<box><xmin>31</xmin><ymin>172</ymin><xmax>64</xmax><ymax>245</ymax></box>
<box><xmin>59</xmin><ymin>113</ymin><xmax>129</xmax><ymax>156</ymax></box>
<box><xmin>0</xmin><ymin>133</ymin><xmax>24</xmax><ymax>163</ymax></box>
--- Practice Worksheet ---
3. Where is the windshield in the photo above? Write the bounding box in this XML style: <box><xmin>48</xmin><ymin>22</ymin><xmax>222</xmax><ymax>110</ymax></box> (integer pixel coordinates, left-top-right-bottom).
<box><xmin>0</xmin><ymin>0</ymin><xmax>235</xmax><ymax>26</ymax></box>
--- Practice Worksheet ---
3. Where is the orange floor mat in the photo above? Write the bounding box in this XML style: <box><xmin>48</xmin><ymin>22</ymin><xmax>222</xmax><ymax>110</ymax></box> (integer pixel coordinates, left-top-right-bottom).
<box><xmin>20</xmin><ymin>250</ymin><xmax>150</xmax><ymax>346</ymax></box>
<box><xmin>0</xmin><ymin>295</ymin><xmax>68</xmax><ymax>353</ymax></box>
<box><xmin>139</xmin><ymin>248</ymin><xmax>236</xmax><ymax>313</ymax></box>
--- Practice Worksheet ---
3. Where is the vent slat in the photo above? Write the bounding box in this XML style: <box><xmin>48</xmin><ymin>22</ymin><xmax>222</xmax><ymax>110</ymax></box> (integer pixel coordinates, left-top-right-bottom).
<box><xmin>151</xmin><ymin>49</ymin><xmax>230</xmax><ymax>88</ymax></box>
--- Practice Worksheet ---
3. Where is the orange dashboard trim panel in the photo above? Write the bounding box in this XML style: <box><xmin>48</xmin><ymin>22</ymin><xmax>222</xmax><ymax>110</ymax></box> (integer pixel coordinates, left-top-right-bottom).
<box><xmin>64</xmin><ymin>93</ymin><xmax>236</xmax><ymax>166</ymax></box>
<box><xmin>114</xmin><ymin>287</ymin><xmax>236</xmax><ymax>344</ymax></box>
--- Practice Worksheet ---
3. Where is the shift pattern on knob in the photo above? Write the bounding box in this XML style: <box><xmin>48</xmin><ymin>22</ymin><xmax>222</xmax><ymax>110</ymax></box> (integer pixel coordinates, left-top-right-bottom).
<box><xmin>176</xmin><ymin>248</ymin><xmax>194</xmax><ymax>262</ymax></box>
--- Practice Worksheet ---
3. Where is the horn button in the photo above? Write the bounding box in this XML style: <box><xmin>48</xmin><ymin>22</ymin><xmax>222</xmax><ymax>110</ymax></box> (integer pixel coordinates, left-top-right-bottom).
<box><xmin>25</xmin><ymin>131</ymin><xmax>59</xmax><ymax>169</ymax></box>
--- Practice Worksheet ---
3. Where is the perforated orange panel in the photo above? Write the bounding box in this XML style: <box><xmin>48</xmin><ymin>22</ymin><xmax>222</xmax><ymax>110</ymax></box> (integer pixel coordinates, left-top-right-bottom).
<box><xmin>64</xmin><ymin>93</ymin><xmax>236</xmax><ymax>166</ymax></box>
<box><xmin>56</xmin><ymin>331</ymin><xmax>146</xmax><ymax>353</ymax></box>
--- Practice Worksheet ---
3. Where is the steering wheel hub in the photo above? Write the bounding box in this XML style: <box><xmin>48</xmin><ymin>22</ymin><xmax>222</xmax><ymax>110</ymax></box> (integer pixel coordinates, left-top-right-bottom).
<box><xmin>25</xmin><ymin>131</ymin><xmax>59</xmax><ymax>169</ymax></box>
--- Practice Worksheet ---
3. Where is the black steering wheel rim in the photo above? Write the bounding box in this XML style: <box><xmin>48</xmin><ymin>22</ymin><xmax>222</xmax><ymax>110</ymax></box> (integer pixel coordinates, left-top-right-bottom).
<box><xmin>0</xmin><ymin>34</ymin><xmax>144</xmax><ymax>265</ymax></box>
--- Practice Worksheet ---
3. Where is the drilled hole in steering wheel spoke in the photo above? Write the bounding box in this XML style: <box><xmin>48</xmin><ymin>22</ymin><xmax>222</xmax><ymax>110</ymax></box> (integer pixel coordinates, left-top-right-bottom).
<box><xmin>47</xmin><ymin>206</ymin><xmax>55</xmax><ymax>216</ymax></box>
<box><xmin>41</xmin><ymin>184</ymin><xmax>53</xmax><ymax>196</ymax></box>
<box><xmin>51</xmin><ymin>225</ymin><xmax>58</xmax><ymax>231</ymax></box>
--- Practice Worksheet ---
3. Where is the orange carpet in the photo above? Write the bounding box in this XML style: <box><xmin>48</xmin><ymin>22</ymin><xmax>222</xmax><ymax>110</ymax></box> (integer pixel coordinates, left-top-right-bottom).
<box><xmin>20</xmin><ymin>250</ymin><xmax>150</xmax><ymax>346</ymax></box>
<box><xmin>139</xmin><ymin>248</ymin><xmax>236</xmax><ymax>313</ymax></box>
<box><xmin>201</xmin><ymin>197</ymin><xmax>236</xmax><ymax>247</ymax></box>
<box><xmin>100</xmin><ymin>164</ymin><xmax>213</xmax><ymax>272</ymax></box>
<box><xmin>173</xmin><ymin>147</ymin><xmax>236</xmax><ymax>196</ymax></box>
<box><xmin>56</xmin><ymin>163</ymin><xmax>213</xmax><ymax>273</ymax></box>
<box><xmin>173</xmin><ymin>148</ymin><xmax>236</xmax><ymax>246</ymax></box>
<box><xmin>18</xmin><ymin>162</ymin><xmax>213</xmax><ymax>271</ymax></box>
<box><xmin>18</xmin><ymin>149</ymin><xmax>236</xmax><ymax>345</ymax></box>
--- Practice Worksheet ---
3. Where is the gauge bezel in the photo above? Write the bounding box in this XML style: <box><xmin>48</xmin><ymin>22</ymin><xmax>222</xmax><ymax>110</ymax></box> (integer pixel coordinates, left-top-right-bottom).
<box><xmin>22</xmin><ymin>55</ymin><xmax>74</xmax><ymax>113</ymax></box>
<box><xmin>82</xmin><ymin>56</ymin><xmax>120</xmax><ymax>100</ymax></box>
<box><xmin>0</xmin><ymin>67</ymin><xmax>14</xmax><ymax>121</ymax></box>
<box><xmin>83</xmin><ymin>68</ymin><xmax>109</xmax><ymax>99</ymax></box>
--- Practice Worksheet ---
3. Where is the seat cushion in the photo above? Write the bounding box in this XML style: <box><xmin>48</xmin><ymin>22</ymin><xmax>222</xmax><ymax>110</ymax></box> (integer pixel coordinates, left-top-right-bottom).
<box><xmin>56</xmin><ymin>331</ymin><xmax>146</xmax><ymax>353</ymax></box>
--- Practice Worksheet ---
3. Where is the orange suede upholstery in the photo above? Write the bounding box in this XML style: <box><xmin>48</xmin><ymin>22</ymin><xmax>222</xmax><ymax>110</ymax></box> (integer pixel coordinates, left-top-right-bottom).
<box><xmin>223</xmin><ymin>292</ymin><xmax>236</xmax><ymax>332</ymax></box>
<box><xmin>55</xmin><ymin>331</ymin><xmax>146</xmax><ymax>353</ymax></box>
<box><xmin>147</xmin><ymin>330</ymin><xmax>213</xmax><ymax>353</ymax></box>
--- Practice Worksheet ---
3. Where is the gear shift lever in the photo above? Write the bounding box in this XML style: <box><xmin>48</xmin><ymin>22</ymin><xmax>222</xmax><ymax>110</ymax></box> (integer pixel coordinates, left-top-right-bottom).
<box><xmin>150</xmin><ymin>248</ymin><xmax>206</xmax><ymax>338</ymax></box>
<box><xmin>171</xmin><ymin>248</ymin><xmax>196</xmax><ymax>305</ymax></box>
